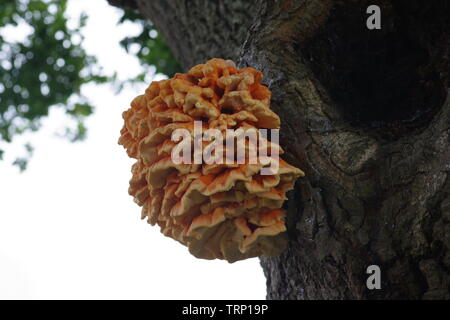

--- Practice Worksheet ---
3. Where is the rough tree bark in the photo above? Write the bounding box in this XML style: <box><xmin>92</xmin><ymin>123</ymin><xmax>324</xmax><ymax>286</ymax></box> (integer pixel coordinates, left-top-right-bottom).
<box><xmin>109</xmin><ymin>0</ymin><xmax>450</xmax><ymax>299</ymax></box>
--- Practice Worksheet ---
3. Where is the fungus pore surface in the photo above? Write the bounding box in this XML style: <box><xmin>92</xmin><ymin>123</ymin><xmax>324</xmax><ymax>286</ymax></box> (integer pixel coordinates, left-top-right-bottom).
<box><xmin>119</xmin><ymin>58</ymin><xmax>304</xmax><ymax>262</ymax></box>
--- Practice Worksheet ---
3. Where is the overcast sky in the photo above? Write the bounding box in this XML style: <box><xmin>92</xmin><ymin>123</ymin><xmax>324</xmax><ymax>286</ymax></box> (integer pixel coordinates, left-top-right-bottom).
<box><xmin>0</xmin><ymin>0</ymin><xmax>266</xmax><ymax>299</ymax></box>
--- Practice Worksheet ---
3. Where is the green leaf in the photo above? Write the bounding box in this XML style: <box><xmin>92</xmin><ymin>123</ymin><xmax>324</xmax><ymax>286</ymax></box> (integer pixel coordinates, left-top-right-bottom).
<box><xmin>12</xmin><ymin>157</ymin><xmax>28</xmax><ymax>172</ymax></box>
<box><xmin>67</xmin><ymin>103</ymin><xmax>94</xmax><ymax>117</ymax></box>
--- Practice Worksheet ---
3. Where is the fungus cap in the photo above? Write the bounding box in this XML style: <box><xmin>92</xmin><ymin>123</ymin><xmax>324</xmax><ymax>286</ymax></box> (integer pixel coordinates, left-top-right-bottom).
<box><xmin>119</xmin><ymin>58</ymin><xmax>304</xmax><ymax>262</ymax></box>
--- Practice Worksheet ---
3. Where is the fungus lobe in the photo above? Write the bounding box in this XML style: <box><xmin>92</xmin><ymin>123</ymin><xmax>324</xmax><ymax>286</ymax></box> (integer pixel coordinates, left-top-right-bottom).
<box><xmin>119</xmin><ymin>58</ymin><xmax>304</xmax><ymax>262</ymax></box>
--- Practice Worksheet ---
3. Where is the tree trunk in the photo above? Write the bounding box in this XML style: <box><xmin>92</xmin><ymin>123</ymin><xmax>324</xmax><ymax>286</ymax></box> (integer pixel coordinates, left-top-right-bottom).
<box><xmin>109</xmin><ymin>0</ymin><xmax>450</xmax><ymax>299</ymax></box>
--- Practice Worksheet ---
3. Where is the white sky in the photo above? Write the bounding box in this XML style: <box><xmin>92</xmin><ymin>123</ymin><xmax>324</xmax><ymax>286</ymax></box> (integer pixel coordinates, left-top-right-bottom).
<box><xmin>0</xmin><ymin>0</ymin><xmax>266</xmax><ymax>299</ymax></box>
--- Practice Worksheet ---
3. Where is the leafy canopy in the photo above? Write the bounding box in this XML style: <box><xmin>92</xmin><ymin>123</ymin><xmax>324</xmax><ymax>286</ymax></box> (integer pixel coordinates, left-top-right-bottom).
<box><xmin>0</xmin><ymin>0</ymin><xmax>181</xmax><ymax>170</ymax></box>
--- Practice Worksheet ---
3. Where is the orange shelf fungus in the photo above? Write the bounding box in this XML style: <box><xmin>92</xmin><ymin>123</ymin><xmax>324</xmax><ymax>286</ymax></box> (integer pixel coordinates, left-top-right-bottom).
<box><xmin>119</xmin><ymin>58</ymin><xmax>304</xmax><ymax>262</ymax></box>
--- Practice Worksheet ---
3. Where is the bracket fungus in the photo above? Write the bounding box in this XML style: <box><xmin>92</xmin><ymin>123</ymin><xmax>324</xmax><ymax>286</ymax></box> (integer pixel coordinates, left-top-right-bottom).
<box><xmin>119</xmin><ymin>58</ymin><xmax>304</xmax><ymax>262</ymax></box>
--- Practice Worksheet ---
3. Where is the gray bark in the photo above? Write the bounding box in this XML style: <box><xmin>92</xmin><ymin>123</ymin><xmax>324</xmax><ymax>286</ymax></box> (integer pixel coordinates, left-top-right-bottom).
<box><xmin>109</xmin><ymin>0</ymin><xmax>450</xmax><ymax>299</ymax></box>
<box><xmin>132</xmin><ymin>0</ymin><xmax>256</xmax><ymax>69</ymax></box>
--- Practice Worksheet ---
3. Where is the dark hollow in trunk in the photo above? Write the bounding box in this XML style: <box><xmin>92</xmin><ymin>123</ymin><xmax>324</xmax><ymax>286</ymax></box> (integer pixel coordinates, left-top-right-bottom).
<box><xmin>301</xmin><ymin>0</ymin><xmax>448</xmax><ymax>140</ymax></box>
